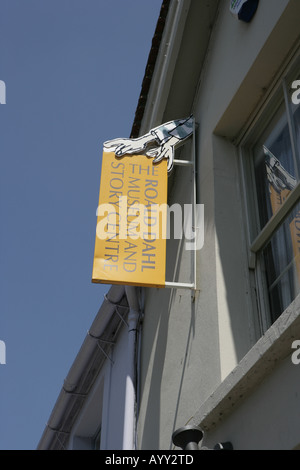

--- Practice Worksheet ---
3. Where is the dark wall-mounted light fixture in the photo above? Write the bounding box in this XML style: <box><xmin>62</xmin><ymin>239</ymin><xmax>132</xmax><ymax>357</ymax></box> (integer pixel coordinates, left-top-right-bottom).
<box><xmin>172</xmin><ymin>426</ymin><xmax>204</xmax><ymax>451</ymax></box>
<box><xmin>172</xmin><ymin>425</ymin><xmax>233</xmax><ymax>451</ymax></box>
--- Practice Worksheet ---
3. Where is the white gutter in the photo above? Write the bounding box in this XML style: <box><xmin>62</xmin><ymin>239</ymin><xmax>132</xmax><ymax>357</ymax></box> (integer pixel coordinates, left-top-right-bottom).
<box><xmin>122</xmin><ymin>286</ymin><xmax>141</xmax><ymax>450</ymax></box>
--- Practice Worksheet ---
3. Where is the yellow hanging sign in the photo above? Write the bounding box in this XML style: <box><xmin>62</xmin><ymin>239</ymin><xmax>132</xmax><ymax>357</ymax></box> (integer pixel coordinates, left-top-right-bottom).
<box><xmin>92</xmin><ymin>152</ymin><xmax>168</xmax><ymax>288</ymax></box>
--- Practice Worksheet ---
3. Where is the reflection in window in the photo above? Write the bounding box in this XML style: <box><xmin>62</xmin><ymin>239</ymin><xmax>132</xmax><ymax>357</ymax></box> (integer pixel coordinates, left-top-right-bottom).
<box><xmin>290</xmin><ymin>92</ymin><xmax>300</xmax><ymax>165</ymax></box>
<box><xmin>253</xmin><ymin>105</ymin><xmax>297</xmax><ymax>229</ymax></box>
<box><xmin>263</xmin><ymin>202</ymin><xmax>300</xmax><ymax>323</ymax></box>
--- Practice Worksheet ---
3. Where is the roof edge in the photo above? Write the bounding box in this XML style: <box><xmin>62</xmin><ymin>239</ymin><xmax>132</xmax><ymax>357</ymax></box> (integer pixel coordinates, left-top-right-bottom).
<box><xmin>130</xmin><ymin>0</ymin><xmax>171</xmax><ymax>138</ymax></box>
<box><xmin>37</xmin><ymin>285</ymin><xmax>127</xmax><ymax>450</ymax></box>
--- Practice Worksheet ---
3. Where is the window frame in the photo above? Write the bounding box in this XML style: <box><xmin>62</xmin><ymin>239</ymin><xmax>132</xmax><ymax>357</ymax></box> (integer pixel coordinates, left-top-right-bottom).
<box><xmin>239</xmin><ymin>50</ymin><xmax>300</xmax><ymax>333</ymax></box>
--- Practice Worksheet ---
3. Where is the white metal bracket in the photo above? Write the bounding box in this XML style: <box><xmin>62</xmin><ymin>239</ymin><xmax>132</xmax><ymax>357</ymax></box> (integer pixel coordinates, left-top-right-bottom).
<box><xmin>164</xmin><ymin>119</ymin><xmax>198</xmax><ymax>299</ymax></box>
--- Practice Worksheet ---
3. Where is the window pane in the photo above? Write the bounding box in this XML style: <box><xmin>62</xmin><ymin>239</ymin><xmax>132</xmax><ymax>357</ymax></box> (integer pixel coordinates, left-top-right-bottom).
<box><xmin>93</xmin><ymin>427</ymin><xmax>101</xmax><ymax>450</ymax></box>
<box><xmin>262</xmin><ymin>202</ymin><xmax>300</xmax><ymax>323</ymax></box>
<box><xmin>289</xmin><ymin>70</ymin><xmax>300</xmax><ymax>164</ymax></box>
<box><xmin>253</xmin><ymin>104</ymin><xmax>296</xmax><ymax>229</ymax></box>
<box><xmin>292</xmin><ymin>103</ymin><xmax>300</xmax><ymax>157</ymax></box>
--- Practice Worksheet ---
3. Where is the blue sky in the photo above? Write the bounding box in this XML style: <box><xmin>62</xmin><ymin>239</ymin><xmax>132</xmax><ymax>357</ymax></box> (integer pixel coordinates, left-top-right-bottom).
<box><xmin>0</xmin><ymin>0</ymin><xmax>162</xmax><ymax>450</ymax></box>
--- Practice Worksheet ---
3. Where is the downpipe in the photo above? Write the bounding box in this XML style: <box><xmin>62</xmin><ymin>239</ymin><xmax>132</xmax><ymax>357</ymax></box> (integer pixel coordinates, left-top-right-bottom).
<box><xmin>122</xmin><ymin>286</ymin><xmax>141</xmax><ymax>450</ymax></box>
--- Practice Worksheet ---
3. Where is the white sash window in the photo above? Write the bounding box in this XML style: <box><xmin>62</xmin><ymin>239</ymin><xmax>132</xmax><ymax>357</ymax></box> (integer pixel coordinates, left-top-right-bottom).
<box><xmin>241</xmin><ymin>53</ymin><xmax>300</xmax><ymax>330</ymax></box>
